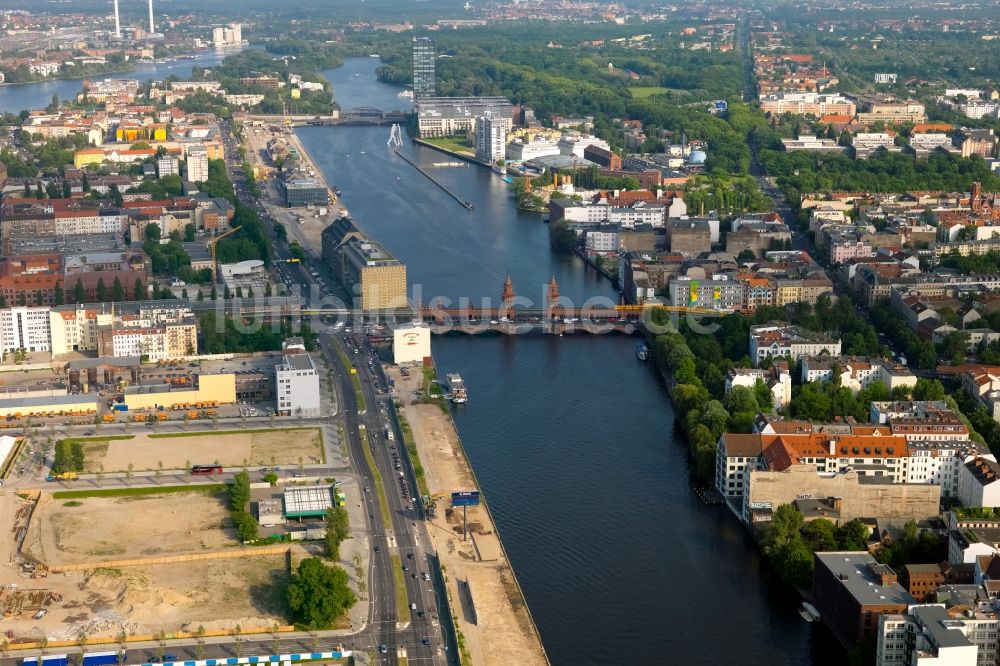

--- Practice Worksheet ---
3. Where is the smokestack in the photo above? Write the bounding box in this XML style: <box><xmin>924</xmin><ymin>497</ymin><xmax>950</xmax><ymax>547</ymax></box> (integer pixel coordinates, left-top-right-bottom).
<box><xmin>114</xmin><ymin>0</ymin><xmax>121</xmax><ymax>38</ymax></box>
<box><xmin>148</xmin><ymin>0</ymin><xmax>155</xmax><ymax>34</ymax></box>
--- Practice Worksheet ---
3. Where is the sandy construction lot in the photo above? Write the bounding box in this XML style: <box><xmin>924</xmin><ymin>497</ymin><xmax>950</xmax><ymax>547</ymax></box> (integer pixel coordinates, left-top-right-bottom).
<box><xmin>0</xmin><ymin>553</ymin><xmax>295</xmax><ymax>641</ymax></box>
<box><xmin>25</xmin><ymin>491</ymin><xmax>232</xmax><ymax>565</ymax></box>
<box><xmin>387</xmin><ymin>367</ymin><xmax>547</xmax><ymax>666</ymax></box>
<box><xmin>81</xmin><ymin>429</ymin><xmax>323</xmax><ymax>472</ymax></box>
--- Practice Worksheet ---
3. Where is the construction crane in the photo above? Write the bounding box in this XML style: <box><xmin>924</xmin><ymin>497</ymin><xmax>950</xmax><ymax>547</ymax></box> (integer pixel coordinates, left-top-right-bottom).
<box><xmin>275</xmin><ymin>258</ymin><xmax>300</xmax><ymax>263</ymax></box>
<box><xmin>207</xmin><ymin>225</ymin><xmax>242</xmax><ymax>280</ymax></box>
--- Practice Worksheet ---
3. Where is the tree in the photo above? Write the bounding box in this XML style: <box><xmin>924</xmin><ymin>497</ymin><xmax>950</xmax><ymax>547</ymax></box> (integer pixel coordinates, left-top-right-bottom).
<box><xmin>74</xmin><ymin>279</ymin><xmax>85</xmax><ymax>304</ymax></box>
<box><xmin>112</xmin><ymin>276</ymin><xmax>124</xmax><ymax>302</ymax></box>
<box><xmin>53</xmin><ymin>281</ymin><xmax>64</xmax><ymax>306</ymax></box>
<box><xmin>325</xmin><ymin>504</ymin><xmax>350</xmax><ymax>560</ymax></box>
<box><xmin>801</xmin><ymin>518</ymin><xmax>839</xmax><ymax>552</ymax></box>
<box><xmin>286</xmin><ymin>557</ymin><xmax>357</xmax><ymax>628</ymax></box>
<box><xmin>723</xmin><ymin>386</ymin><xmax>759</xmax><ymax>414</ymax></box>
<box><xmin>235</xmin><ymin>511</ymin><xmax>259</xmax><ymax>542</ymax></box>
<box><xmin>838</xmin><ymin>519</ymin><xmax>871</xmax><ymax>550</ymax></box>
<box><xmin>913</xmin><ymin>378</ymin><xmax>945</xmax><ymax>401</ymax></box>
<box><xmin>229</xmin><ymin>471</ymin><xmax>251</xmax><ymax>511</ymax></box>
<box><xmin>95</xmin><ymin>278</ymin><xmax>106</xmax><ymax>302</ymax></box>
<box><xmin>184</xmin><ymin>223</ymin><xmax>197</xmax><ymax>242</ymax></box>
<box><xmin>81</xmin><ymin>172</ymin><xmax>90</xmax><ymax>192</ymax></box>
<box><xmin>109</xmin><ymin>184</ymin><xmax>123</xmax><ymax>207</ymax></box>
<box><xmin>134</xmin><ymin>278</ymin><xmax>144</xmax><ymax>300</ymax></box>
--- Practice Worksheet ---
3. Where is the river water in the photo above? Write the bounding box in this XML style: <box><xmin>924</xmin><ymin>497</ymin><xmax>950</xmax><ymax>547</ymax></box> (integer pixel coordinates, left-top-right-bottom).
<box><xmin>0</xmin><ymin>47</ymin><xmax>244</xmax><ymax>115</ymax></box>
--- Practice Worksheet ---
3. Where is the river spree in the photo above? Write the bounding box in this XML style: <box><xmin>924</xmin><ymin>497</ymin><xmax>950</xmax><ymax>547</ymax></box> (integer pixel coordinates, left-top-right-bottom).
<box><xmin>0</xmin><ymin>48</ymin><xmax>243</xmax><ymax>116</ymax></box>
<box><xmin>303</xmin><ymin>59</ymin><xmax>849</xmax><ymax>665</ymax></box>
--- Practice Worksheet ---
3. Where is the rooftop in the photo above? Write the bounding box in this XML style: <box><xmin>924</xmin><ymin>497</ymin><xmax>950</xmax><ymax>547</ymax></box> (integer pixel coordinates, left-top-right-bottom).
<box><xmin>815</xmin><ymin>552</ymin><xmax>914</xmax><ymax>607</ymax></box>
<box><xmin>283</xmin><ymin>485</ymin><xmax>332</xmax><ymax>518</ymax></box>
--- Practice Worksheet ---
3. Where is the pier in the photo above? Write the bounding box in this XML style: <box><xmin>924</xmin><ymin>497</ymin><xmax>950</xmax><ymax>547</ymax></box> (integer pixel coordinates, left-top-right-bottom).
<box><xmin>393</xmin><ymin>148</ymin><xmax>474</xmax><ymax>210</ymax></box>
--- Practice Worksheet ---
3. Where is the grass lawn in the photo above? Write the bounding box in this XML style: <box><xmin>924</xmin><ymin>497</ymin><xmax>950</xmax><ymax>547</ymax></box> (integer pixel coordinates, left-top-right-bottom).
<box><xmin>391</xmin><ymin>554</ymin><xmax>411</xmax><ymax>625</ymax></box>
<box><xmin>629</xmin><ymin>86</ymin><xmax>670</xmax><ymax>99</ymax></box>
<box><xmin>397</xmin><ymin>412</ymin><xmax>429</xmax><ymax>498</ymax></box>
<box><xmin>53</xmin><ymin>484</ymin><xmax>226</xmax><ymax>499</ymax></box>
<box><xmin>334</xmin><ymin>344</ymin><xmax>366</xmax><ymax>412</ymax></box>
<box><xmin>421</xmin><ymin>136</ymin><xmax>475</xmax><ymax>155</ymax></box>
<box><xmin>360</xmin><ymin>428</ymin><xmax>391</xmax><ymax>527</ymax></box>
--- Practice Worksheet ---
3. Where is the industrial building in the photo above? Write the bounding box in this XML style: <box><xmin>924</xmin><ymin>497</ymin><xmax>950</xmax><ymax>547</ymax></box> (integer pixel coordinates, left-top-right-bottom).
<box><xmin>393</xmin><ymin>322</ymin><xmax>431</xmax><ymax>364</ymax></box>
<box><xmin>275</xmin><ymin>338</ymin><xmax>320</xmax><ymax>418</ymax></box>
<box><xmin>283</xmin><ymin>485</ymin><xmax>333</xmax><ymax>520</ymax></box>
<box><xmin>813</xmin><ymin>552</ymin><xmax>914</xmax><ymax>649</ymax></box>
<box><xmin>123</xmin><ymin>372</ymin><xmax>236</xmax><ymax>410</ymax></box>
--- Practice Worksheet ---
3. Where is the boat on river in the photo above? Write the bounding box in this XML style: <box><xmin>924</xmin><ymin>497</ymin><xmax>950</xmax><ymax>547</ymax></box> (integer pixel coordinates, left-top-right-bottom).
<box><xmin>636</xmin><ymin>343</ymin><xmax>650</xmax><ymax>361</ymax></box>
<box><xmin>798</xmin><ymin>602</ymin><xmax>820</xmax><ymax>623</ymax></box>
<box><xmin>447</xmin><ymin>373</ymin><xmax>468</xmax><ymax>403</ymax></box>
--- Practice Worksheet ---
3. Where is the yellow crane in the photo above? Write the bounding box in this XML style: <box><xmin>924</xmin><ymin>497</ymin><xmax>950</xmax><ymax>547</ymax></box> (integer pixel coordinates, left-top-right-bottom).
<box><xmin>207</xmin><ymin>225</ymin><xmax>242</xmax><ymax>279</ymax></box>
<box><xmin>276</xmin><ymin>258</ymin><xmax>300</xmax><ymax>263</ymax></box>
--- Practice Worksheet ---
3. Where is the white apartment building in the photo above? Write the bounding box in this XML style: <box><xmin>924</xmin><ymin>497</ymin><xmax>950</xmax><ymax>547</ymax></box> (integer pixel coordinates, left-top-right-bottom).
<box><xmin>275</xmin><ymin>347</ymin><xmax>321</xmax><ymax>418</ymax></box>
<box><xmin>0</xmin><ymin>307</ymin><xmax>51</xmax><ymax>353</ymax></box>
<box><xmin>854</xmin><ymin>132</ymin><xmax>899</xmax><ymax>159</ymax></box>
<box><xmin>749</xmin><ymin>325</ymin><xmax>841</xmax><ymax>363</ymax></box>
<box><xmin>157</xmin><ymin>156</ymin><xmax>179</xmax><ymax>177</ymax></box>
<box><xmin>111</xmin><ymin>327</ymin><xmax>169</xmax><ymax>362</ymax></box>
<box><xmin>186</xmin><ymin>146</ymin><xmax>210</xmax><ymax>183</ymax></box>
<box><xmin>53</xmin><ymin>211</ymin><xmax>128</xmax><ymax>236</ymax></box>
<box><xmin>49</xmin><ymin>305</ymin><xmax>111</xmax><ymax>355</ymax></box>
<box><xmin>878</xmin><ymin>604</ymin><xmax>989</xmax><ymax>666</ymax></box>
<box><xmin>725</xmin><ymin>366</ymin><xmax>792</xmax><ymax>407</ymax></box>
<box><xmin>958</xmin><ymin>457</ymin><xmax>1000</xmax><ymax>510</ymax></box>
<box><xmin>475</xmin><ymin>115</ymin><xmax>506</xmax><ymax>164</ymax></box>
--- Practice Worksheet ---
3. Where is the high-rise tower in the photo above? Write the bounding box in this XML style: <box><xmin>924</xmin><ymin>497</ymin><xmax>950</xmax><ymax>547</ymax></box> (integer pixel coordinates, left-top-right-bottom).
<box><xmin>412</xmin><ymin>36</ymin><xmax>435</xmax><ymax>100</ymax></box>
<box><xmin>113</xmin><ymin>0</ymin><xmax>121</xmax><ymax>38</ymax></box>
<box><xmin>147</xmin><ymin>0</ymin><xmax>155</xmax><ymax>34</ymax></box>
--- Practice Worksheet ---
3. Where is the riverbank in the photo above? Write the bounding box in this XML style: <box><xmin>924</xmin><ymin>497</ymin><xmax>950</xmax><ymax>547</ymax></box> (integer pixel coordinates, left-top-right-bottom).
<box><xmin>385</xmin><ymin>365</ymin><xmax>548</xmax><ymax>666</ymax></box>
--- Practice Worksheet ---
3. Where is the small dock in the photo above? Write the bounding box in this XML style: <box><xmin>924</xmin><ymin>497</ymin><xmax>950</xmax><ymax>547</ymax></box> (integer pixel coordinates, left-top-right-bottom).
<box><xmin>393</xmin><ymin>149</ymin><xmax>474</xmax><ymax>210</ymax></box>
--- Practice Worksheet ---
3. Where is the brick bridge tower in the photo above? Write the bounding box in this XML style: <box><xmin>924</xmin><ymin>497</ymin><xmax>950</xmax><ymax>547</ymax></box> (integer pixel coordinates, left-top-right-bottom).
<box><xmin>501</xmin><ymin>274</ymin><xmax>515</xmax><ymax>306</ymax></box>
<box><xmin>546</xmin><ymin>275</ymin><xmax>562</xmax><ymax>319</ymax></box>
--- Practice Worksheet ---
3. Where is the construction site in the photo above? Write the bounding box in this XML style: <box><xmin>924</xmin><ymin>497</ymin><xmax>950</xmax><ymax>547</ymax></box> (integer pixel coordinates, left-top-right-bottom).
<box><xmin>0</xmin><ymin>486</ymin><xmax>312</xmax><ymax>644</ymax></box>
<box><xmin>73</xmin><ymin>428</ymin><xmax>324</xmax><ymax>473</ymax></box>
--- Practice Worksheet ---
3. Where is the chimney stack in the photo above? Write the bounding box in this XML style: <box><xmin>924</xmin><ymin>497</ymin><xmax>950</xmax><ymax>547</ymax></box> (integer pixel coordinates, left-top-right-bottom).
<box><xmin>147</xmin><ymin>0</ymin><xmax>155</xmax><ymax>34</ymax></box>
<box><xmin>113</xmin><ymin>0</ymin><xmax>121</xmax><ymax>38</ymax></box>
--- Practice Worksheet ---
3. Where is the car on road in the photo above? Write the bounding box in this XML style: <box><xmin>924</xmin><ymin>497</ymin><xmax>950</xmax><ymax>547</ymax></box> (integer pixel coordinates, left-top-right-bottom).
<box><xmin>164</xmin><ymin>655</ymin><xmax>177</xmax><ymax>661</ymax></box>
<box><xmin>374</xmin><ymin>545</ymin><xmax>380</xmax><ymax>552</ymax></box>
<box><xmin>422</xmin><ymin>637</ymin><xmax>431</xmax><ymax>646</ymax></box>
<box><xmin>402</xmin><ymin>564</ymin><xmax>409</xmax><ymax>571</ymax></box>
<box><xmin>293</xmin><ymin>473</ymin><xmax>305</xmax><ymax>478</ymax></box>
<box><xmin>407</xmin><ymin>552</ymin><xmax>415</xmax><ymax>559</ymax></box>
<box><xmin>378</xmin><ymin>645</ymin><xmax>387</xmax><ymax>654</ymax></box>
<box><xmin>33</xmin><ymin>609</ymin><xmax>46</xmax><ymax>619</ymax></box>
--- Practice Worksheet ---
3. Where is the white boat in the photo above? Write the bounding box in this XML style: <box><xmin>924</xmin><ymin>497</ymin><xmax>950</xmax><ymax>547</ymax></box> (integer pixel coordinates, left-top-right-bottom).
<box><xmin>397</xmin><ymin>90</ymin><xmax>414</xmax><ymax>99</ymax></box>
<box><xmin>492</xmin><ymin>164</ymin><xmax>507</xmax><ymax>175</ymax></box>
<box><xmin>799</xmin><ymin>602</ymin><xmax>820</xmax><ymax>622</ymax></box>
<box><xmin>446</xmin><ymin>373</ymin><xmax>468</xmax><ymax>403</ymax></box>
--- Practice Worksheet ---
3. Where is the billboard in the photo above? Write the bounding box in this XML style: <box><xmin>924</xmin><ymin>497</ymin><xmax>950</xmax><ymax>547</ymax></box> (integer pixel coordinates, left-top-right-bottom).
<box><xmin>451</xmin><ymin>490</ymin><xmax>481</xmax><ymax>507</ymax></box>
